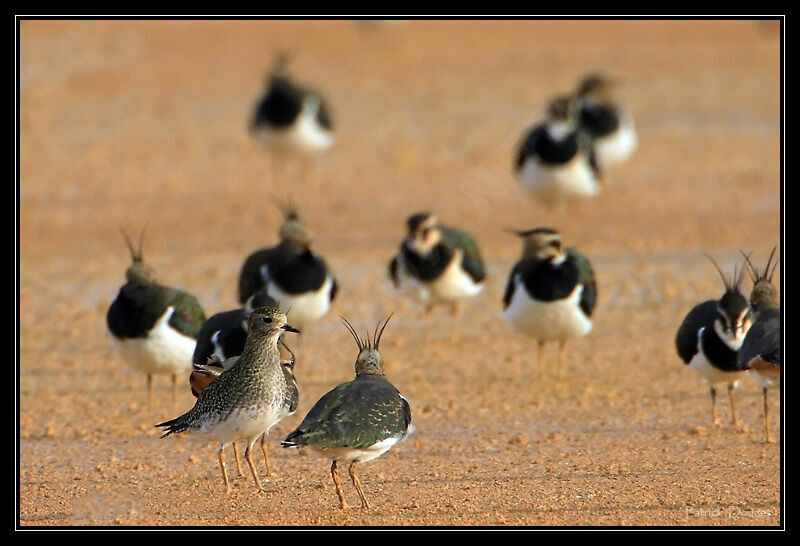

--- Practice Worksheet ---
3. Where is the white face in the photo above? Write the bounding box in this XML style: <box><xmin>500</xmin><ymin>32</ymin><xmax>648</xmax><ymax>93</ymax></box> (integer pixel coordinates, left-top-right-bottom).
<box><xmin>713</xmin><ymin>308</ymin><xmax>752</xmax><ymax>350</ymax></box>
<box><xmin>407</xmin><ymin>219</ymin><xmax>442</xmax><ymax>255</ymax></box>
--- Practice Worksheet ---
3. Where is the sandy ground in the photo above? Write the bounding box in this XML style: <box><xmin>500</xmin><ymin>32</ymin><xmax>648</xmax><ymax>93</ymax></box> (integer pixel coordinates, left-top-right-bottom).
<box><xmin>18</xmin><ymin>20</ymin><xmax>782</xmax><ymax>527</ymax></box>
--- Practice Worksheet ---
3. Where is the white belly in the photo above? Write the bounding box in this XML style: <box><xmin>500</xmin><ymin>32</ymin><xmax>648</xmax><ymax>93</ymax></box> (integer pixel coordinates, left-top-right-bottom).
<box><xmin>267</xmin><ymin>276</ymin><xmax>334</xmax><ymax>330</ymax></box>
<box><xmin>312</xmin><ymin>436</ymin><xmax>401</xmax><ymax>463</ymax></box>
<box><xmin>503</xmin><ymin>283</ymin><xmax>592</xmax><ymax>342</ymax></box>
<box><xmin>688</xmin><ymin>352</ymin><xmax>747</xmax><ymax>386</ymax></box>
<box><xmin>254</xmin><ymin>105</ymin><xmax>333</xmax><ymax>154</ymax></box>
<box><xmin>518</xmin><ymin>154</ymin><xmax>598</xmax><ymax>207</ymax></box>
<box><xmin>197</xmin><ymin>404</ymin><xmax>284</xmax><ymax>447</ymax></box>
<box><xmin>594</xmin><ymin>122</ymin><xmax>637</xmax><ymax>168</ymax></box>
<box><xmin>751</xmin><ymin>367</ymin><xmax>780</xmax><ymax>389</ymax></box>
<box><xmin>108</xmin><ymin>307</ymin><xmax>195</xmax><ymax>376</ymax></box>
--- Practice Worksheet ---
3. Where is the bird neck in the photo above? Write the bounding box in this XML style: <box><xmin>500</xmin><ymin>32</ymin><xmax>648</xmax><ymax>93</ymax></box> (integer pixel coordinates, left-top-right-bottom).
<box><xmin>239</xmin><ymin>333</ymin><xmax>281</xmax><ymax>369</ymax></box>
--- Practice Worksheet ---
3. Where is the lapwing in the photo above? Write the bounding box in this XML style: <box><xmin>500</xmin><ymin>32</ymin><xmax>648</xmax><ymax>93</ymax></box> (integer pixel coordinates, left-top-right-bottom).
<box><xmin>282</xmin><ymin>316</ymin><xmax>412</xmax><ymax>510</ymax></box>
<box><xmin>739</xmin><ymin>248</ymin><xmax>781</xmax><ymax>443</ymax></box>
<box><xmin>514</xmin><ymin>95</ymin><xmax>600</xmax><ymax>208</ymax></box>
<box><xmin>190</xmin><ymin>289</ymin><xmax>297</xmax><ymax>477</ymax></box>
<box><xmin>106</xmin><ymin>229</ymin><xmax>206</xmax><ymax>411</ymax></box>
<box><xmin>675</xmin><ymin>255</ymin><xmax>752</xmax><ymax>427</ymax></box>
<box><xmin>388</xmin><ymin>212</ymin><xmax>485</xmax><ymax>339</ymax></box>
<box><xmin>157</xmin><ymin>307</ymin><xmax>300</xmax><ymax>494</ymax></box>
<box><xmin>502</xmin><ymin>228</ymin><xmax>596</xmax><ymax>380</ymax></box>
<box><xmin>237</xmin><ymin>206</ymin><xmax>338</xmax><ymax>331</ymax></box>
<box><xmin>249</xmin><ymin>54</ymin><xmax>333</xmax><ymax>185</ymax></box>
<box><xmin>574</xmin><ymin>72</ymin><xmax>637</xmax><ymax>170</ymax></box>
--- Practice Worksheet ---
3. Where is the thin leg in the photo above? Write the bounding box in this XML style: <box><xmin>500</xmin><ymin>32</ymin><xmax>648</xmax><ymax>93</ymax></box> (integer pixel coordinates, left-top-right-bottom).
<box><xmin>232</xmin><ymin>442</ymin><xmax>245</xmax><ymax>477</ymax></box>
<box><xmin>710</xmin><ymin>386</ymin><xmax>718</xmax><ymax>425</ymax></box>
<box><xmin>349</xmin><ymin>461</ymin><xmax>370</xmax><ymax>509</ymax></box>
<box><xmin>537</xmin><ymin>341</ymin><xmax>545</xmax><ymax>381</ymax></box>
<box><xmin>728</xmin><ymin>383</ymin><xmax>739</xmax><ymax>428</ymax></box>
<box><xmin>171</xmin><ymin>374</ymin><xmax>178</xmax><ymax>413</ymax></box>
<box><xmin>557</xmin><ymin>341</ymin><xmax>566</xmax><ymax>381</ymax></box>
<box><xmin>260</xmin><ymin>433</ymin><xmax>272</xmax><ymax>477</ymax></box>
<box><xmin>423</xmin><ymin>305</ymin><xmax>433</xmax><ymax>344</ymax></box>
<box><xmin>218</xmin><ymin>447</ymin><xmax>231</xmax><ymax>494</ymax></box>
<box><xmin>763</xmin><ymin>387</ymin><xmax>772</xmax><ymax>443</ymax></box>
<box><xmin>147</xmin><ymin>374</ymin><xmax>153</xmax><ymax>409</ymax></box>
<box><xmin>245</xmin><ymin>442</ymin><xmax>264</xmax><ymax>492</ymax></box>
<box><xmin>331</xmin><ymin>461</ymin><xmax>347</xmax><ymax>509</ymax></box>
<box><xmin>449</xmin><ymin>302</ymin><xmax>460</xmax><ymax>343</ymax></box>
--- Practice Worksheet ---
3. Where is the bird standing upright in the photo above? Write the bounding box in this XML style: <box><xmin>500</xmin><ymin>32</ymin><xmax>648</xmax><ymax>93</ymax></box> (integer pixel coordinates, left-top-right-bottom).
<box><xmin>739</xmin><ymin>248</ymin><xmax>781</xmax><ymax>442</ymax></box>
<box><xmin>237</xmin><ymin>206</ymin><xmax>338</xmax><ymax>332</ymax></box>
<box><xmin>106</xmin><ymin>229</ymin><xmax>206</xmax><ymax>411</ymax></box>
<box><xmin>514</xmin><ymin>95</ymin><xmax>600</xmax><ymax>208</ymax></box>
<box><xmin>282</xmin><ymin>317</ymin><xmax>412</xmax><ymax>510</ymax></box>
<box><xmin>388</xmin><ymin>212</ymin><xmax>485</xmax><ymax>339</ymax></box>
<box><xmin>157</xmin><ymin>307</ymin><xmax>300</xmax><ymax>494</ymax></box>
<box><xmin>675</xmin><ymin>256</ymin><xmax>752</xmax><ymax>427</ymax></box>
<box><xmin>502</xmin><ymin>228</ymin><xmax>596</xmax><ymax>380</ymax></box>
<box><xmin>574</xmin><ymin>72</ymin><xmax>637</xmax><ymax>170</ymax></box>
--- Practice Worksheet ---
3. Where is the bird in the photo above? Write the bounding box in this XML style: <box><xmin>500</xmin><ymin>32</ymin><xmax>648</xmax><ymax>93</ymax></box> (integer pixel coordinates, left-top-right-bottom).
<box><xmin>675</xmin><ymin>255</ymin><xmax>753</xmax><ymax>427</ymax></box>
<box><xmin>514</xmin><ymin>95</ymin><xmax>600</xmax><ymax>208</ymax></box>
<box><xmin>738</xmin><ymin>248</ymin><xmax>780</xmax><ymax>443</ymax></box>
<box><xmin>157</xmin><ymin>306</ymin><xmax>300</xmax><ymax>494</ymax></box>
<box><xmin>281</xmin><ymin>316</ymin><xmax>412</xmax><ymax>510</ymax></box>
<box><xmin>388</xmin><ymin>212</ymin><xmax>485</xmax><ymax>338</ymax></box>
<box><xmin>573</xmin><ymin>72</ymin><xmax>637</xmax><ymax>170</ymax></box>
<box><xmin>189</xmin><ymin>289</ymin><xmax>297</xmax><ymax>477</ymax></box>
<box><xmin>502</xmin><ymin>228</ymin><xmax>596</xmax><ymax>380</ymax></box>
<box><xmin>237</xmin><ymin>205</ymin><xmax>338</xmax><ymax>331</ymax></box>
<box><xmin>106</xmin><ymin>228</ymin><xmax>206</xmax><ymax>411</ymax></box>
<box><xmin>249</xmin><ymin>54</ymin><xmax>334</xmax><ymax>184</ymax></box>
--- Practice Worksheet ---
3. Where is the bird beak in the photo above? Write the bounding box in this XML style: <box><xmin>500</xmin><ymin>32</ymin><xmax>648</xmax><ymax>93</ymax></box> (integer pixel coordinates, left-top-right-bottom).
<box><xmin>282</xmin><ymin>324</ymin><xmax>300</xmax><ymax>334</ymax></box>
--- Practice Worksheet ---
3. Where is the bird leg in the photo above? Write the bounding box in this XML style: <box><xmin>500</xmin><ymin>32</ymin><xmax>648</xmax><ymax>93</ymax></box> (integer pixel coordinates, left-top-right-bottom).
<box><xmin>349</xmin><ymin>461</ymin><xmax>371</xmax><ymax>509</ymax></box>
<box><xmin>260</xmin><ymin>433</ymin><xmax>272</xmax><ymax>477</ymax></box>
<box><xmin>763</xmin><ymin>387</ymin><xmax>772</xmax><ymax>443</ymax></box>
<box><xmin>218</xmin><ymin>447</ymin><xmax>232</xmax><ymax>494</ymax></box>
<box><xmin>557</xmin><ymin>341</ymin><xmax>567</xmax><ymax>381</ymax></box>
<box><xmin>245</xmin><ymin>442</ymin><xmax>264</xmax><ymax>492</ymax></box>
<box><xmin>171</xmin><ymin>373</ymin><xmax>178</xmax><ymax>413</ymax></box>
<box><xmin>331</xmin><ymin>461</ymin><xmax>347</xmax><ymax>509</ymax></box>
<box><xmin>728</xmin><ymin>383</ymin><xmax>740</xmax><ymax>429</ymax></box>
<box><xmin>536</xmin><ymin>341</ymin><xmax>545</xmax><ymax>381</ymax></box>
<box><xmin>449</xmin><ymin>302</ymin><xmax>460</xmax><ymax>343</ymax></box>
<box><xmin>232</xmin><ymin>442</ymin><xmax>245</xmax><ymax>477</ymax></box>
<box><xmin>147</xmin><ymin>374</ymin><xmax>153</xmax><ymax>410</ymax></box>
<box><xmin>710</xmin><ymin>386</ymin><xmax>718</xmax><ymax>425</ymax></box>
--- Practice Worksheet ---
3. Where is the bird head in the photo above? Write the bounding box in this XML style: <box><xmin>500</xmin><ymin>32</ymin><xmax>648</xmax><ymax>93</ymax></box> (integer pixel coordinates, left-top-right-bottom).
<box><xmin>512</xmin><ymin>227</ymin><xmax>566</xmax><ymax>262</ymax></box>
<box><xmin>121</xmin><ymin>227</ymin><xmax>157</xmax><ymax>283</ymax></box>
<box><xmin>741</xmin><ymin>246</ymin><xmax>779</xmax><ymax>319</ymax></box>
<box><xmin>405</xmin><ymin>212</ymin><xmax>442</xmax><ymax>255</ymax></box>
<box><xmin>341</xmin><ymin>315</ymin><xmax>392</xmax><ymax>377</ymax></box>
<box><xmin>575</xmin><ymin>72</ymin><xmax>618</xmax><ymax>100</ymax></box>
<box><xmin>247</xmin><ymin>306</ymin><xmax>299</xmax><ymax>341</ymax></box>
<box><xmin>706</xmin><ymin>254</ymin><xmax>752</xmax><ymax>348</ymax></box>
<box><xmin>277</xmin><ymin>202</ymin><xmax>314</xmax><ymax>248</ymax></box>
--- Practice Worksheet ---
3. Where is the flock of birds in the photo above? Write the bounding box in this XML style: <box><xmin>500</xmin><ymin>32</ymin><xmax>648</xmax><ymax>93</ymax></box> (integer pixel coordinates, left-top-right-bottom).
<box><xmin>104</xmin><ymin>55</ymin><xmax>781</xmax><ymax>510</ymax></box>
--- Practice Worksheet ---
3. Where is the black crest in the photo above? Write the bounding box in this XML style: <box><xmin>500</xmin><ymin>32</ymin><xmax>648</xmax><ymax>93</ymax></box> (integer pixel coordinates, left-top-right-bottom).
<box><xmin>340</xmin><ymin>315</ymin><xmax>393</xmax><ymax>352</ymax></box>
<box><xmin>121</xmin><ymin>225</ymin><xmax>148</xmax><ymax>263</ymax></box>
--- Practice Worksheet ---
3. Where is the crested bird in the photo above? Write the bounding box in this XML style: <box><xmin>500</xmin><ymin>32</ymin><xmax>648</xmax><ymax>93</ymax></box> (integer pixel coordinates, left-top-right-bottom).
<box><xmin>107</xmin><ymin>229</ymin><xmax>206</xmax><ymax>411</ymax></box>
<box><xmin>282</xmin><ymin>316</ymin><xmax>412</xmax><ymax>510</ymax></box>
<box><xmin>157</xmin><ymin>307</ymin><xmax>300</xmax><ymax>493</ymax></box>
<box><xmin>502</xmin><ymin>228</ymin><xmax>596</xmax><ymax>380</ymax></box>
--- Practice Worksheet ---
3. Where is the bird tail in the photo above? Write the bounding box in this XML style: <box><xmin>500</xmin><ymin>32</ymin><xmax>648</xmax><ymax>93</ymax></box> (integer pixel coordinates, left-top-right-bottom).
<box><xmin>155</xmin><ymin>414</ymin><xmax>191</xmax><ymax>438</ymax></box>
<box><xmin>280</xmin><ymin>429</ymin><xmax>307</xmax><ymax>448</ymax></box>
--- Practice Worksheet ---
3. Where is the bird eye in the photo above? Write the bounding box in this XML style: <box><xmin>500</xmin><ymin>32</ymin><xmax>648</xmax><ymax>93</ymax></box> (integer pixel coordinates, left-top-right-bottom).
<box><xmin>262</xmin><ymin>316</ymin><xmax>273</xmax><ymax>324</ymax></box>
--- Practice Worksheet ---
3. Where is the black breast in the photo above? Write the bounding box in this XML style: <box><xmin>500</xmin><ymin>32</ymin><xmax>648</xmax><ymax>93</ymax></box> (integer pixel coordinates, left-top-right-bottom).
<box><xmin>520</xmin><ymin>258</ymin><xmax>580</xmax><ymax>303</ymax></box>
<box><xmin>270</xmin><ymin>250</ymin><xmax>329</xmax><ymax>295</ymax></box>
<box><xmin>516</xmin><ymin>124</ymin><xmax>579</xmax><ymax>168</ymax></box>
<box><xmin>579</xmin><ymin>102</ymin><xmax>621</xmax><ymax>138</ymax></box>
<box><xmin>400</xmin><ymin>244</ymin><xmax>455</xmax><ymax>282</ymax></box>
<box><xmin>106</xmin><ymin>281</ymin><xmax>168</xmax><ymax>339</ymax></box>
<box><xmin>701</xmin><ymin>325</ymin><xmax>746</xmax><ymax>372</ymax></box>
<box><xmin>252</xmin><ymin>79</ymin><xmax>304</xmax><ymax>129</ymax></box>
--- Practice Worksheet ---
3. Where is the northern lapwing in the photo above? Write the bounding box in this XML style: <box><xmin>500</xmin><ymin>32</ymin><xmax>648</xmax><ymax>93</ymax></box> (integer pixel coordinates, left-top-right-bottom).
<box><xmin>574</xmin><ymin>72</ymin><xmax>637</xmax><ymax>170</ymax></box>
<box><xmin>502</xmin><ymin>228</ymin><xmax>596</xmax><ymax>380</ymax></box>
<box><xmin>190</xmin><ymin>289</ymin><xmax>297</xmax><ymax>476</ymax></box>
<box><xmin>388</xmin><ymin>212</ymin><xmax>485</xmax><ymax>339</ymax></box>
<box><xmin>157</xmin><ymin>307</ymin><xmax>300</xmax><ymax>494</ymax></box>
<box><xmin>249</xmin><ymin>54</ymin><xmax>334</xmax><ymax>184</ymax></box>
<box><xmin>237</xmin><ymin>206</ymin><xmax>338</xmax><ymax>331</ymax></box>
<box><xmin>106</xmin><ymin>229</ymin><xmax>206</xmax><ymax>411</ymax></box>
<box><xmin>739</xmin><ymin>248</ymin><xmax>781</xmax><ymax>443</ymax></box>
<box><xmin>281</xmin><ymin>316</ymin><xmax>412</xmax><ymax>510</ymax></box>
<box><xmin>675</xmin><ymin>255</ymin><xmax>752</xmax><ymax>427</ymax></box>
<box><xmin>514</xmin><ymin>95</ymin><xmax>600</xmax><ymax>208</ymax></box>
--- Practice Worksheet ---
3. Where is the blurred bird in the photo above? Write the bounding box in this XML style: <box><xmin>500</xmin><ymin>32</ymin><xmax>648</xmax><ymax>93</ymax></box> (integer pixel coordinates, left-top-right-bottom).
<box><xmin>388</xmin><ymin>212</ymin><xmax>485</xmax><ymax>340</ymax></box>
<box><xmin>675</xmin><ymin>256</ymin><xmax>752</xmax><ymax>427</ymax></box>
<box><xmin>237</xmin><ymin>205</ymin><xmax>338</xmax><ymax>331</ymax></box>
<box><xmin>107</xmin><ymin>229</ymin><xmax>206</xmax><ymax>411</ymax></box>
<box><xmin>157</xmin><ymin>307</ymin><xmax>300</xmax><ymax>494</ymax></box>
<box><xmin>249</xmin><ymin>54</ymin><xmax>334</xmax><ymax>184</ymax></box>
<box><xmin>502</xmin><ymin>228</ymin><xmax>596</xmax><ymax>380</ymax></box>
<box><xmin>514</xmin><ymin>95</ymin><xmax>600</xmax><ymax>208</ymax></box>
<box><xmin>738</xmin><ymin>248</ymin><xmax>780</xmax><ymax>443</ymax></box>
<box><xmin>190</xmin><ymin>289</ymin><xmax>298</xmax><ymax>477</ymax></box>
<box><xmin>574</xmin><ymin>72</ymin><xmax>637</xmax><ymax>170</ymax></box>
<box><xmin>282</xmin><ymin>316</ymin><xmax>412</xmax><ymax>510</ymax></box>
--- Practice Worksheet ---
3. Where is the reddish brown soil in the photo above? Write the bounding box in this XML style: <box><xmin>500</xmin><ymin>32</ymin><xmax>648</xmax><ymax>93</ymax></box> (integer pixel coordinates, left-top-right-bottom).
<box><xmin>19</xmin><ymin>19</ymin><xmax>781</xmax><ymax>527</ymax></box>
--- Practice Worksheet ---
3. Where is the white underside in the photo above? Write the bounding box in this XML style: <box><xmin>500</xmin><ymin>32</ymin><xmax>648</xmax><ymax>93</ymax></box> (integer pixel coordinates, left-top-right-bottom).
<box><xmin>751</xmin><ymin>368</ymin><xmax>780</xmax><ymax>389</ymax></box>
<box><xmin>503</xmin><ymin>282</ymin><xmax>592</xmax><ymax>342</ymax></box>
<box><xmin>594</xmin><ymin>122</ymin><xmax>637</xmax><ymax>169</ymax></box>
<box><xmin>518</xmin><ymin>154</ymin><xmax>598</xmax><ymax>207</ymax></box>
<box><xmin>196</xmin><ymin>405</ymin><xmax>284</xmax><ymax>447</ymax></box>
<box><xmin>687</xmin><ymin>328</ymin><xmax>747</xmax><ymax>385</ymax></box>
<box><xmin>397</xmin><ymin>249</ymin><xmax>483</xmax><ymax>305</ymax></box>
<box><xmin>108</xmin><ymin>306</ymin><xmax>195</xmax><ymax>376</ymax></box>
<box><xmin>253</xmin><ymin>105</ymin><xmax>333</xmax><ymax>154</ymax></box>
<box><xmin>267</xmin><ymin>276</ymin><xmax>334</xmax><ymax>330</ymax></box>
<box><xmin>311</xmin><ymin>436</ymin><xmax>402</xmax><ymax>463</ymax></box>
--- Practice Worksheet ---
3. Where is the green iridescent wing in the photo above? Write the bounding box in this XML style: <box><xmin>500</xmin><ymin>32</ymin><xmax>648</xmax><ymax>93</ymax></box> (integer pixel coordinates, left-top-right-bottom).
<box><xmin>441</xmin><ymin>226</ymin><xmax>486</xmax><ymax>283</ymax></box>
<box><xmin>567</xmin><ymin>248</ymin><xmax>596</xmax><ymax>317</ymax></box>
